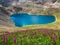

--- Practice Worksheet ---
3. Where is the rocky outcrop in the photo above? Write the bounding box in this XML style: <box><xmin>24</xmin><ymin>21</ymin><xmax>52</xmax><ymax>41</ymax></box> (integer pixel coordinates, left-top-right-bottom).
<box><xmin>0</xmin><ymin>5</ymin><xmax>23</xmax><ymax>27</ymax></box>
<box><xmin>31</xmin><ymin>0</ymin><xmax>57</xmax><ymax>4</ymax></box>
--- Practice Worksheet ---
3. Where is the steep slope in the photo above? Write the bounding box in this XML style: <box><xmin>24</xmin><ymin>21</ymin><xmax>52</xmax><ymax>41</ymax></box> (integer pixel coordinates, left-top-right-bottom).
<box><xmin>0</xmin><ymin>6</ymin><xmax>15</xmax><ymax>27</ymax></box>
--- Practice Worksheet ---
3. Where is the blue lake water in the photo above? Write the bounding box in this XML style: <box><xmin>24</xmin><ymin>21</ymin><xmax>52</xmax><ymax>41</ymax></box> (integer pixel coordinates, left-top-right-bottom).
<box><xmin>10</xmin><ymin>13</ymin><xmax>56</xmax><ymax>27</ymax></box>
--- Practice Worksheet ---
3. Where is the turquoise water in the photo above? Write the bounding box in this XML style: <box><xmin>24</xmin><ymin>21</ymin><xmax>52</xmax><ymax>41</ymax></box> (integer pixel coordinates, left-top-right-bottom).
<box><xmin>10</xmin><ymin>13</ymin><xmax>56</xmax><ymax>27</ymax></box>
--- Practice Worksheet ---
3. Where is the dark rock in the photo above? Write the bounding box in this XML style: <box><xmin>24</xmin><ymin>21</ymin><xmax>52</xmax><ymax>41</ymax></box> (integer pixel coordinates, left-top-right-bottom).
<box><xmin>13</xmin><ymin>6</ymin><xmax>23</xmax><ymax>13</ymax></box>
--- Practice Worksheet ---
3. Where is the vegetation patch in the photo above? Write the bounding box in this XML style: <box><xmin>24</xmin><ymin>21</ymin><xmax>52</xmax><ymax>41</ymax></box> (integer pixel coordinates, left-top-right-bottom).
<box><xmin>0</xmin><ymin>29</ymin><xmax>60</xmax><ymax>45</ymax></box>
